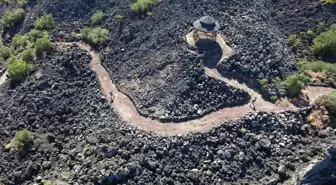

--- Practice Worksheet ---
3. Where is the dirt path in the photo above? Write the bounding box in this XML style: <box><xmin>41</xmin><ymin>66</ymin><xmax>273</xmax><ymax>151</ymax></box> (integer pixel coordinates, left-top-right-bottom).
<box><xmin>67</xmin><ymin>42</ymin><xmax>333</xmax><ymax>136</ymax></box>
<box><xmin>0</xmin><ymin>42</ymin><xmax>332</xmax><ymax>136</ymax></box>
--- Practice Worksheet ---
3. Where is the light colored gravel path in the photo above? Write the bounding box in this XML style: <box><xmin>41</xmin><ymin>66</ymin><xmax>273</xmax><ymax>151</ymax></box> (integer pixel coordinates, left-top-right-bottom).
<box><xmin>63</xmin><ymin>42</ymin><xmax>334</xmax><ymax>136</ymax></box>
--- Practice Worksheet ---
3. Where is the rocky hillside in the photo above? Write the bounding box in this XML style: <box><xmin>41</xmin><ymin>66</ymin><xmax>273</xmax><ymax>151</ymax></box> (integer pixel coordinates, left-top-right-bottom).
<box><xmin>0</xmin><ymin>0</ymin><xmax>336</xmax><ymax>185</ymax></box>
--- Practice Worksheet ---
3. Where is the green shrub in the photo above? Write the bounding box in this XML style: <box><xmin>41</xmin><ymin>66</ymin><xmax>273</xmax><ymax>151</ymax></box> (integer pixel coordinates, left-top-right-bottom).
<box><xmin>1</xmin><ymin>8</ymin><xmax>25</xmax><ymax>29</ymax></box>
<box><xmin>316</xmin><ymin>22</ymin><xmax>327</xmax><ymax>35</ymax></box>
<box><xmin>318</xmin><ymin>91</ymin><xmax>336</xmax><ymax>120</ymax></box>
<box><xmin>81</xmin><ymin>27</ymin><xmax>109</xmax><ymax>46</ymax></box>
<box><xmin>91</xmin><ymin>11</ymin><xmax>106</xmax><ymax>25</ymax></box>
<box><xmin>285</xmin><ymin>73</ymin><xmax>311</xmax><ymax>97</ymax></box>
<box><xmin>130</xmin><ymin>0</ymin><xmax>159</xmax><ymax>13</ymax></box>
<box><xmin>35</xmin><ymin>36</ymin><xmax>53</xmax><ymax>56</ymax></box>
<box><xmin>321</xmin><ymin>0</ymin><xmax>336</xmax><ymax>4</ymax></box>
<box><xmin>0</xmin><ymin>0</ymin><xmax>9</xmax><ymax>4</ymax></box>
<box><xmin>20</xmin><ymin>46</ymin><xmax>34</xmax><ymax>62</ymax></box>
<box><xmin>7</xmin><ymin>59</ymin><xmax>31</xmax><ymax>80</ymax></box>
<box><xmin>34</xmin><ymin>14</ymin><xmax>56</xmax><ymax>30</ymax></box>
<box><xmin>287</xmin><ymin>34</ymin><xmax>301</xmax><ymax>47</ymax></box>
<box><xmin>11</xmin><ymin>34</ymin><xmax>30</xmax><ymax>49</ymax></box>
<box><xmin>306</xmin><ymin>29</ymin><xmax>315</xmax><ymax>39</ymax></box>
<box><xmin>5</xmin><ymin>129</ymin><xmax>33</xmax><ymax>150</ymax></box>
<box><xmin>115</xmin><ymin>15</ymin><xmax>124</xmax><ymax>21</ymax></box>
<box><xmin>272</xmin><ymin>77</ymin><xmax>282</xmax><ymax>83</ymax></box>
<box><xmin>313</xmin><ymin>24</ymin><xmax>336</xmax><ymax>58</ymax></box>
<box><xmin>18</xmin><ymin>0</ymin><xmax>28</xmax><ymax>8</ymax></box>
<box><xmin>259</xmin><ymin>79</ymin><xmax>268</xmax><ymax>88</ymax></box>
<box><xmin>0</xmin><ymin>45</ymin><xmax>11</xmax><ymax>61</ymax></box>
<box><xmin>270</xmin><ymin>95</ymin><xmax>278</xmax><ymax>103</ymax></box>
<box><xmin>300</xmin><ymin>60</ymin><xmax>336</xmax><ymax>74</ymax></box>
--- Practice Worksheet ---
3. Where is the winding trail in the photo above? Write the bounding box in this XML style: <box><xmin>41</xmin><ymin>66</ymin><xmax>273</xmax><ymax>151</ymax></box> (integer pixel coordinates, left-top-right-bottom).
<box><xmin>1</xmin><ymin>42</ymin><xmax>333</xmax><ymax>136</ymax></box>
<box><xmin>72</xmin><ymin>42</ymin><xmax>334</xmax><ymax>136</ymax></box>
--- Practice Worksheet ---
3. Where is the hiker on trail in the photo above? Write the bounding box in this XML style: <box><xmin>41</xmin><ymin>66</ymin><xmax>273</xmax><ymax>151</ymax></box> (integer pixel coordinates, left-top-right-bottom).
<box><xmin>250</xmin><ymin>97</ymin><xmax>257</xmax><ymax>111</ymax></box>
<box><xmin>109</xmin><ymin>90</ymin><xmax>114</xmax><ymax>102</ymax></box>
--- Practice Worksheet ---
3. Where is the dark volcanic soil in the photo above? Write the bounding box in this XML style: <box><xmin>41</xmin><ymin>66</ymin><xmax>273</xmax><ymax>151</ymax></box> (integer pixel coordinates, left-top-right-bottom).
<box><xmin>0</xmin><ymin>0</ymin><xmax>336</xmax><ymax>185</ymax></box>
<box><xmin>0</xmin><ymin>45</ymin><xmax>335</xmax><ymax>185</ymax></box>
<box><xmin>2</xmin><ymin>0</ymin><xmax>335</xmax><ymax>120</ymax></box>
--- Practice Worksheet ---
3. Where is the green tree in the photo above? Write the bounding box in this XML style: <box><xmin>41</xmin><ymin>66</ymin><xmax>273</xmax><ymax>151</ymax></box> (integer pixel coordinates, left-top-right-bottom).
<box><xmin>34</xmin><ymin>14</ymin><xmax>56</xmax><ymax>30</ymax></box>
<box><xmin>7</xmin><ymin>59</ymin><xmax>31</xmax><ymax>80</ymax></box>
<box><xmin>1</xmin><ymin>8</ymin><xmax>25</xmax><ymax>29</ymax></box>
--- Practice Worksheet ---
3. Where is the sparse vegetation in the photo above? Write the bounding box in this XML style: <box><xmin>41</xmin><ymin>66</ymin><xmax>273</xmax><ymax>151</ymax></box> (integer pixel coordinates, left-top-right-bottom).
<box><xmin>19</xmin><ymin>45</ymin><xmax>35</xmax><ymax>62</ymax></box>
<box><xmin>5</xmin><ymin>129</ymin><xmax>33</xmax><ymax>150</ymax></box>
<box><xmin>11</xmin><ymin>34</ymin><xmax>30</xmax><ymax>49</ymax></box>
<box><xmin>315</xmin><ymin>22</ymin><xmax>327</xmax><ymax>35</ymax></box>
<box><xmin>91</xmin><ymin>11</ymin><xmax>106</xmax><ymax>25</ymax></box>
<box><xmin>300</xmin><ymin>60</ymin><xmax>336</xmax><ymax>74</ymax></box>
<box><xmin>7</xmin><ymin>59</ymin><xmax>31</xmax><ymax>80</ymax></box>
<box><xmin>0</xmin><ymin>0</ymin><xmax>9</xmax><ymax>4</ymax></box>
<box><xmin>287</xmin><ymin>34</ymin><xmax>301</xmax><ymax>47</ymax></box>
<box><xmin>34</xmin><ymin>14</ymin><xmax>56</xmax><ymax>31</ymax></box>
<box><xmin>270</xmin><ymin>95</ymin><xmax>278</xmax><ymax>103</ymax></box>
<box><xmin>81</xmin><ymin>27</ymin><xmax>109</xmax><ymax>46</ymax></box>
<box><xmin>313</xmin><ymin>24</ymin><xmax>336</xmax><ymax>58</ymax></box>
<box><xmin>285</xmin><ymin>73</ymin><xmax>311</xmax><ymax>97</ymax></box>
<box><xmin>115</xmin><ymin>15</ymin><xmax>124</xmax><ymax>21</ymax></box>
<box><xmin>0</xmin><ymin>44</ymin><xmax>11</xmax><ymax>62</ymax></box>
<box><xmin>259</xmin><ymin>79</ymin><xmax>268</xmax><ymax>88</ymax></box>
<box><xmin>1</xmin><ymin>8</ymin><xmax>25</xmax><ymax>29</ymax></box>
<box><xmin>317</xmin><ymin>91</ymin><xmax>336</xmax><ymax>124</ymax></box>
<box><xmin>130</xmin><ymin>0</ymin><xmax>160</xmax><ymax>13</ymax></box>
<box><xmin>18</xmin><ymin>0</ymin><xmax>28</xmax><ymax>8</ymax></box>
<box><xmin>321</xmin><ymin>0</ymin><xmax>336</xmax><ymax>4</ymax></box>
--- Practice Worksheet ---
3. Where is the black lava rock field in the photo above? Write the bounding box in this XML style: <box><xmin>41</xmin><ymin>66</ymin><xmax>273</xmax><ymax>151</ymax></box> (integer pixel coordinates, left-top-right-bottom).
<box><xmin>1</xmin><ymin>0</ymin><xmax>336</xmax><ymax>185</ymax></box>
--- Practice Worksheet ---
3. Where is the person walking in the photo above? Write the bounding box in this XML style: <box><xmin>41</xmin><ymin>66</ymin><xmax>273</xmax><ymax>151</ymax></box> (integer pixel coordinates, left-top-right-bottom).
<box><xmin>250</xmin><ymin>97</ymin><xmax>257</xmax><ymax>111</ymax></box>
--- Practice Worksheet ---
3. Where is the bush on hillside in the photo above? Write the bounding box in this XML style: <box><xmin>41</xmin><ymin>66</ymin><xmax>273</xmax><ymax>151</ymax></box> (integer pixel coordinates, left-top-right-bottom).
<box><xmin>317</xmin><ymin>91</ymin><xmax>336</xmax><ymax>124</ymax></box>
<box><xmin>20</xmin><ymin>46</ymin><xmax>35</xmax><ymax>62</ymax></box>
<box><xmin>285</xmin><ymin>73</ymin><xmax>311</xmax><ymax>97</ymax></box>
<box><xmin>91</xmin><ymin>11</ymin><xmax>106</xmax><ymax>25</ymax></box>
<box><xmin>18</xmin><ymin>0</ymin><xmax>28</xmax><ymax>8</ymax></box>
<box><xmin>34</xmin><ymin>14</ymin><xmax>56</xmax><ymax>30</ymax></box>
<box><xmin>115</xmin><ymin>15</ymin><xmax>125</xmax><ymax>21</ymax></box>
<box><xmin>11</xmin><ymin>34</ymin><xmax>30</xmax><ymax>49</ymax></box>
<box><xmin>81</xmin><ymin>27</ymin><xmax>109</xmax><ymax>46</ymax></box>
<box><xmin>5</xmin><ymin>129</ymin><xmax>33</xmax><ymax>150</ymax></box>
<box><xmin>313</xmin><ymin>24</ymin><xmax>336</xmax><ymax>58</ymax></box>
<box><xmin>0</xmin><ymin>0</ymin><xmax>9</xmax><ymax>4</ymax></box>
<box><xmin>300</xmin><ymin>60</ymin><xmax>336</xmax><ymax>74</ymax></box>
<box><xmin>130</xmin><ymin>0</ymin><xmax>160</xmax><ymax>13</ymax></box>
<box><xmin>0</xmin><ymin>45</ymin><xmax>11</xmax><ymax>62</ymax></box>
<box><xmin>287</xmin><ymin>34</ymin><xmax>301</xmax><ymax>47</ymax></box>
<box><xmin>7</xmin><ymin>59</ymin><xmax>31</xmax><ymax>80</ymax></box>
<box><xmin>1</xmin><ymin>8</ymin><xmax>25</xmax><ymax>29</ymax></box>
<box><xmin>321</xmin><ymin>0</ymin><xmax>336</xmax><ymax>4</ymax></box>
<box><xmin>35</xmin><ymin>36</ymin><xmax>53</xmax><ymax>56</ymax></box>
<box><xmin>316</xmin><ymin>22</ymin><xmax>327</xmax><ymax>35</ymax></box>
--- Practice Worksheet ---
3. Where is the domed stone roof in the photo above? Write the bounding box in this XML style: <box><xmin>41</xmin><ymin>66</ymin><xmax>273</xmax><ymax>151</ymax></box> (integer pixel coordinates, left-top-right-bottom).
<box><xmin>193</xmin><ymin>16</ymin><xmax>220</xmax><ymax>33</ymax></box>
